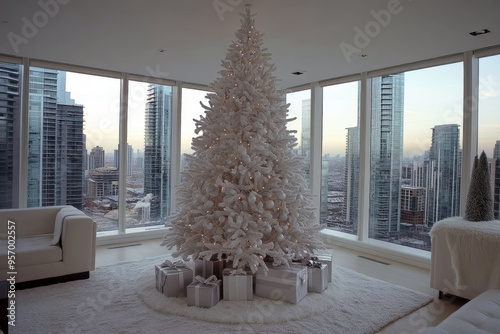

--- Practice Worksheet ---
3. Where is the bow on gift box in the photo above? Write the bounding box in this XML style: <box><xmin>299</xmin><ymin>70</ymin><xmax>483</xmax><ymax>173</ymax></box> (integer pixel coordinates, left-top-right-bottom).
<box><xmin>228</xmin><ymin>268</ymin><xmax>248</xmax><ymax>276</ymax></box>
<box><xmin>306</xmin><ymin>259</ymin><xmax>322</xmax><ymax>268</ymax></box>
<box><xmin>194</xmin><ymin>275</ymin><xmax>219</xmax><ymax>285</ymax></box>
<box><xmin>161</xmin><ymin>260</ymin><xmax>187</xmax><ymax>269</ymax></box>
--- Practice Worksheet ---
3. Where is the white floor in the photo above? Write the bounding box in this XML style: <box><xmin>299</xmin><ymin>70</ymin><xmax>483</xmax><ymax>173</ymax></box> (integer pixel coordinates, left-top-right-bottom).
<box><xmin>96</xmin><ymin>239</ymin><xmax>466</xmax><ymax>333</ymax></box>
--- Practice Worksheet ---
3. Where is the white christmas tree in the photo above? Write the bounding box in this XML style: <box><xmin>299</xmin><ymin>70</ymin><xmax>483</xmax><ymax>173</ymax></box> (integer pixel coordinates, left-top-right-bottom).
<box><xmin>161</xmin><ymin>6</ymin><xmax>324</xmax><ymax>273</ymax></box>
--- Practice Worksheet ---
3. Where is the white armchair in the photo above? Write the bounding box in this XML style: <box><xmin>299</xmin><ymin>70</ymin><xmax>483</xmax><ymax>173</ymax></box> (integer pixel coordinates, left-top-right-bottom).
<box><xmin>0</xmin><ymin>206</ymin><xmax>96</xmax><ymax>289</ymax></box>
<box><xmin>430</xmin><ymin>217</ymin><xmax>500</xmax><ymax>300</ymax></box>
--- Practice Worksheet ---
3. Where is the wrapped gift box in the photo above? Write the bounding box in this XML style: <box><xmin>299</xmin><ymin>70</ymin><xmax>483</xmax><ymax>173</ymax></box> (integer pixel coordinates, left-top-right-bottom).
<box><xmin>255</xmin><ymin>264</ymin><xmax>308</xmax><ymax>304</ymax></box>
<box><xmin>293</xmin><ymin>253</ymin><xmax>333</xmax><ymax>283</ymax></box>
<box><xmin>155</xmin><ymin>260</ymin><xmax>193</xmax><ymax>297</ymax></box>
<box><xmin>307</xmin><ymin>262</ymin><xmax>328</xmax><ymax>293</ymax></box>
<box><xmin>223</xmin><ymin>268</ymin><xmax>253</xmax><ymax>301</ymax></box>
<box><xmin>194</xmin><ymin>256</ymin><xmax>225</xmax><ymax>280</ymax></box>
<box><xmin>187</xmin><ymin>275</ymin><xmax>222</xmax><ymax>308</ymax></box>
<box><xmin>313</xmin><ymin>254</ymin><xmax>333</xmax><ymax>283</ymax></box>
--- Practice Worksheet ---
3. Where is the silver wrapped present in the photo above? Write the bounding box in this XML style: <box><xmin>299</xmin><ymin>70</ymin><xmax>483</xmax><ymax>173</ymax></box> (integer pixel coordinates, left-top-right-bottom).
<box><xmin>194</xmin><ymin>257</ymin><xmax>225</xmax><ymax>280</ymax></box>
<box><xmin>155</xmin><ymin>260</ymin><xmax>193</xmax><ymax>297</ymax></box>
<box><xmin>307</xmin><ymin>261</ymin><xmax>328</xmax><ymax>293</ymax></box>
<box><xmin>187</xmin><ymin>275</ymin><xmax>221</xmax><ymax>308</ymax></box>
<box><xmin>223</xmin><ymin>268</ymin><xmax>253</xmax><ymax>301</ymax></box>
<box><xmin>293</xmin><ymin>253</ymin><xmax>333</xmax><ymax>283</ymax></box>
<box><xmin>255</xmin><ymin>264</ymin><xmax>308</xmax><ymax>304</ymax></box>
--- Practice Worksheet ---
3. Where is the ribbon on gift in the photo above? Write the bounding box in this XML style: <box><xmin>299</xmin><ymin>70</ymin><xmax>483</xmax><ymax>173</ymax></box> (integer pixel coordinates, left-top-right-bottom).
<box><xmin>160</xmin><ymin>260</ymin><xmax>188</xmax><ymax>295</ymax></box>
<box><xmin>161</xmin><ymin>259</ymin><xmax>187</xmax><ymax>269</ymax></box>
<box><xmin>306</xmin><ymin>259</ymin><xmax>322</xmax><ymax>268</ymax></box>
<box><xmin>228</xmin><ymin>268</ymin><xmax>248</xmax><ymax>276</ymax></box>
<box><xmin>193</xmin><ymin>275</ymin><xmax>219</xmax><ymax>307</ymax></box>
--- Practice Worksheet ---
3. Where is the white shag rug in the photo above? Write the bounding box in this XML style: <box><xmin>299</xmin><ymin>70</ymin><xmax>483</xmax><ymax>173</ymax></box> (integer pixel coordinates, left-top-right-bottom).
<box><xmin>13</xmin><ymin>255</ymin><xmax>433</xmax><ymax>334</ymax></box>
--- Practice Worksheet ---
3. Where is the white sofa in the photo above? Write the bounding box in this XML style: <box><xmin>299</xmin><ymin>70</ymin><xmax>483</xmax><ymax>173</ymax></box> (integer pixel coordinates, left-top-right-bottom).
<box><xmin>0</xmin><ymin>206</ymin><xmax>96</xmax><ymax>288</ymax></box>
<box><xmin>430</xmin><ymin>217</ymin><xmax>500</xmax><ymax>300</ymax></box>
<box><xmin>422</xmin><ymin>289</ymin><xmax>500</xmax><ymax>334</ymax></box>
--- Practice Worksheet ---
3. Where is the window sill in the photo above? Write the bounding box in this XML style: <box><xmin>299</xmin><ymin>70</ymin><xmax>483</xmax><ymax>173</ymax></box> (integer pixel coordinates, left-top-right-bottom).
<box><xmin>96</xmin><ymin>225</ymin><xmax>170</xmax><ymax>246</ymax></box>
<box><xmin>320</xmin><ymin>229</ymin><xmax>431</xmax><ymax>270</ymax></box>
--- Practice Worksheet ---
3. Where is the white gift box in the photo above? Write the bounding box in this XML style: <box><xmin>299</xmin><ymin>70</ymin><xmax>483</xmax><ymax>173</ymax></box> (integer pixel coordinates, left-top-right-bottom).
<box><xmin>255</xmin><ymin>264</ymin><xmax>308</xmax><ymax>304</ymax></box>
<box><xmin>307</xmin><ymin>263</ymin><xmax>328</xmax><ymax>293</ymax></box>
<box><xmin>222</xmin><ymin>268</ymin><xmax>253</xmax><ymax>301</ymax></box>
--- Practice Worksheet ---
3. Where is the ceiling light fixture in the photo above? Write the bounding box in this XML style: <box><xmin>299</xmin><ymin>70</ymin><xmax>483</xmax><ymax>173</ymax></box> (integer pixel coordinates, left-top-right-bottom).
<box><xmin>469</xmin><ymin>29</ymin><xmax>490</xmax><ymax>36</ymax></box>
<box><xmin>291</xmin><ymin>71</ymin><xmax>305</xmax><ymax>75</ymax></box>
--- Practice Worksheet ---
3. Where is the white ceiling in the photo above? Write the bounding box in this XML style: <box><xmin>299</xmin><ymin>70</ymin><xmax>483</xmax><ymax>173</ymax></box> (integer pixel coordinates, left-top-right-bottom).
<box><xmin>1</xmin><ymin>0</ymin><xmax>499</xmax><ymax>89</ymax></box>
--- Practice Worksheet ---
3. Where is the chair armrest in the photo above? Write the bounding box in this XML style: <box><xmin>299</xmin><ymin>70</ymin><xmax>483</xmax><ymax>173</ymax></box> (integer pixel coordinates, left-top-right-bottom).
<box><xmin>61</xmin><ymin>215</ymin><xmax>97</xmax><ymax>271</ymax></box>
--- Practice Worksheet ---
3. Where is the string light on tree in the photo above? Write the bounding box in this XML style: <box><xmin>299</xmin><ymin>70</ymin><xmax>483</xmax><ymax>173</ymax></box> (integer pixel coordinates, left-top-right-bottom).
<box><xmin>160</xmin><ymin>5</ymin><xmax>323</xmax><ymax>273</ymax></box>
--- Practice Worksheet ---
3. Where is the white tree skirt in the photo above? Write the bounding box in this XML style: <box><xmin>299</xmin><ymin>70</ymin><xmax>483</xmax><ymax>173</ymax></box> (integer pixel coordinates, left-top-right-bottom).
<box><xmin>14</xmin><ymin>254</ymin><xmax>433</xmax><ymax>334</ymax></box>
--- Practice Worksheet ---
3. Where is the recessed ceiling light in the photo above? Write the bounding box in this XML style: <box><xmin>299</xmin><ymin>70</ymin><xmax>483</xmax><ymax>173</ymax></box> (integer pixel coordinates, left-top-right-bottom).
<box><xmin>292</xmin><ymin>71</ymin><xmax>305</xmax><ymax>75</ymax></box>
<box><xmin>469</xmin><ymin>29</ymin><xmax>490</xmax><ymax>36</ymax></box>
<box><xmin>157</xmin><ymin>49</ymin><xmax>167</xmax><ymax>53</ymax></box>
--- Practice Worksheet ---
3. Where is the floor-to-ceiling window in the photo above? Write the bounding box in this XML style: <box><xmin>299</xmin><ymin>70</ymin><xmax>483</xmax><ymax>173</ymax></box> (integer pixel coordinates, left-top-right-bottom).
<box><xmin>126</xmin><ymin>81</ymin><xmax>173</xmax><ymax>228</ymax></box>
<box><xmin>321</xmin><ymin>81</ymin><xmax>360</xmax><ymax>235</ymax></box>
<box><xmin>28</xmin><ymin>67</ymin><xmax>120</xmax><ymax>232</ymax></box>
<box><xmin>0</xmin><ymin>61</ymin><xmax>21</xmax><ymax>209</ymax></box>
<box><xmin>286</xmin><ymin>89</ymin><xmax>311</xmax><ymax>187</ymax></box>
<box><xmin>478</xmin><ymin>54</ymin><xmax>500</xmax><ymax>220</ymax></box>
<box><xmin>368</xmin><ymin>62</ymin><xmax>463</xmax><ymax>251</ymax></box>
<box><xmin>180</xmin><ymin>87</ymin><xmax>211</xmax><ymax>182</ymax></box>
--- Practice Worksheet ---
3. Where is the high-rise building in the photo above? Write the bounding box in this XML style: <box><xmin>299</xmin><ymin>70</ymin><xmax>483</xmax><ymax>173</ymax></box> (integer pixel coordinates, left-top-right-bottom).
<box><xmin>343</xmin><ymin>126</ymin><xmax>360</xmax><ymax>233</ymax></box>
<box><xmin>114</xmin><ymin>144</ymin><xmax>133</xmax><ymax>176</ymax></box>
<box><xmin>27</xmin><ymin>68</ymin><xmax>84</xmax><ymax>208</ymax></box>
<box><xmin>144</xmin><ymin>85</ymin><xmax>172</xmax><ymax>221</ymax></box>
<box><xmin>369</xmin><ymin>73</ymin><xmax>405</xmax><ymax>239</ymax></box>
<box><xmin>87</xmin><ymin>167</ymin><xmax>119</xmax><ymax>198</ymax></box>
<box><xmin>89</xmin><ymin>146</ymin><xmax>105</xmax><ymax>170</ymax></box>
<box><xmin>424</xmin><ymin>124</ymin><xmax>462</xmax><ymax>225</ymax></box>
<box><xmin>0</xmin><ymin>62</ymin><xmax>21</xmax><ymax>209</ymax></box>
<box><xmin>400</xmin><ymin>186</ymin><xmax>426</xmax><ymax>225</ymax></box>
<box><xmin>494</xmin><ymin>140</ymin><xmax>500</xmax><ymax>219</ymax></box>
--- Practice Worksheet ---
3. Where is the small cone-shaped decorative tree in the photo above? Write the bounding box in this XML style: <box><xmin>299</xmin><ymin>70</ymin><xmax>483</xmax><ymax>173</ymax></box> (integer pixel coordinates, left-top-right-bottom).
<box><xmin>465</xmin><ymin>151</ymin><xmax>494</xmax><ymax>221</ymax></box>
<box><xmin>161</xmin><ymin>6</ymin><xmax>323</xmax><ymax>273</ymax></box>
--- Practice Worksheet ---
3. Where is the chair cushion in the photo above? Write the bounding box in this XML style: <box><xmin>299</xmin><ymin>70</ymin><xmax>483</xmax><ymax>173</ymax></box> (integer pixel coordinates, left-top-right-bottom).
<box><xmin>0</xmin><ymin>235</ymin><xmax>63</xmax><ymax>269</ymax></box>
<box><xmin>51</xmin><ymin>207</ymin><xmax>83</xmax><ymax>245</ymax></box>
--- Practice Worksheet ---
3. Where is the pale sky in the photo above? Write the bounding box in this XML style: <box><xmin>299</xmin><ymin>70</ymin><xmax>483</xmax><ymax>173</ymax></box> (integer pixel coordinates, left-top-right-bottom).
<box><xmin>65</xmin><ymin>55</ymin><xmax>500</xmax><ymax>159</ymax></box>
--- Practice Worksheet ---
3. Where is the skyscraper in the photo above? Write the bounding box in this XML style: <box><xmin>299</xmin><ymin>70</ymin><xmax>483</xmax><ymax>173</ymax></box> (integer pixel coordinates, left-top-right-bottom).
<box><xmin>27</xmin><ymin>68</ymin><xmax>84</xmax><ymax>208</ymax></box>
<box><xmin>144</xmin><ymin>85</ymin><xmax>172</xmax><ymax>221</ymax></box>
<box><xmin>424</xmin><ymin>124</ymin><xmax>462</xmax><ymax>225</ymax></box>
<box><xmin>89</xmin><ymin>146</ymin><xmax>105</xmax><ymax>170</ymax></box>
<box><xmin>0</xmin><ymin>62</ymin><xmax>21</xmax><ymax>209</ymax></box>
<box><xmin>113</xmin><ymin>144</ymin><xmax>133</xmax><ymax>176</ymax></box>
<box><xmin>369</xmin><ymin>73</ymin><xmax>405</xmax><ymax>239</ymax></box>
<box><xmin>344</xmin><ymin>126</ymin><xmax>360</xmax><ymax>233</ymax></box>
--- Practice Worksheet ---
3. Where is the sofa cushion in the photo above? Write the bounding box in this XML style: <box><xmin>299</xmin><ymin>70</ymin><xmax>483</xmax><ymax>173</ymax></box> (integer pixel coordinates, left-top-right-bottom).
<box><xmin>423</xmin><ymin>289</ymin><xmax>500</xmax><ymax>334</ymax></box>
<box><xmin>51</xmin><ymin>207</ymin><xmax>83</xmax><ymax>246</ymax></box>
<box><xmin>0</xmin><ymin>235</ymin><xmax>63</xmax><ymax>270</ymax></box>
